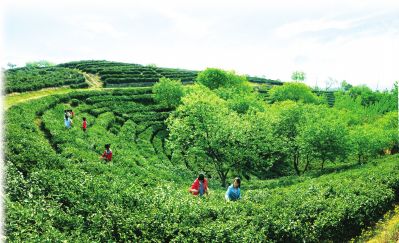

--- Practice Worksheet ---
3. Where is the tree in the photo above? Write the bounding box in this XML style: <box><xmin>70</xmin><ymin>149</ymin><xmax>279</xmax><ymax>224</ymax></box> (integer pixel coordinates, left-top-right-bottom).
<box><xmin>349</xmin><ymin>124</ymin><xmax>390</xmax><ymax>164</ymax></box>
<box><xmin>368</xmin><ymin>90</ymin><xmax>398</xmax><ymax>114</ymax></box>
<box><xmin>243</xmin><ymin>110</ymin><xmax>281</xmax><ymax>178</ymax></box>
<box><xmin>347</xmin><ymin>85</ymin><xmax>377</xmax><ymax>106</ymax></box>
<box><xmin>333</xmin><ymin>91</ymin><xmax>380</xmax><ymax>125</ymax></box>
<box><xmin>153</xmin><ymin>77</ymin><xmax>184</xmax><ymax>108</ymax></box>
<box><xmin>373</xmin><ymin>111</ymin><xmax>399</xmax><ymax>153</ymax></box>
<box><xmin>269</xmin><ymin>101</ymin><xmax>349</xmax><ymax>174</ymax></box>
<box><xmin>268</xmin><ymin>82</ymin><xmax>321</xmax><ymax>104</ymax></box>
<box><xmin>167</xmin><ymin>84</ymin><xmax>275</xmax><ymax>186</ymax></box>
<box><xmin>298</xmin><ymin>107</ymin><xmax>350</xmax><ymax>170</ymax></box>
<box><xmin>166</xmin><ymin>86</ymin><xmax>233</xmax><ymax>186</ymax></box>
<box><xmin>216</xmin><ymin>84</ymin><xmax>264</xmax><ymax>114</ymax></box>
<box><xmin>291</xmin><ymin>71</ymin><xmax>305</xmax><ymax>82</ymax></box>
<box><xmin>7</xmin><ymin>63</ymin><xmax>17</xmax><ymax>69</ymax></box>
<box><xmin>269</xmin><ymin>101</ymin><xmax>306</xmax><ymax>175</ymax></box>
<box><xmin>196</xmin><ymin>68</ymin><xmax>247</xmax><ymax>90</ymax></box>
<box><xmin>340</xmin><ymin>80</ymin><xmax>352</xmax><ymax>91</ymax></box>
<box><xmin>324</xmin><ymin>77</ymin><xmax>338</xmax><ymax>91</ymax></box>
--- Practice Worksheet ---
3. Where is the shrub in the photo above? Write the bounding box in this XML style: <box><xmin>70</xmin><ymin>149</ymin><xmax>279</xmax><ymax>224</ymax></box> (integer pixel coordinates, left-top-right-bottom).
<box><xmin>153</xmin><ymin>77</ymin><xmax>184</xmax><ymax>108</ymax></box>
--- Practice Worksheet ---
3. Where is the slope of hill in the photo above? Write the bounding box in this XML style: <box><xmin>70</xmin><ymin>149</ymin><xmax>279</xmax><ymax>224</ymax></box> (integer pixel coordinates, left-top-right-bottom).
<box><xmin>5</xmin><ymin>60</ymin><xmax>335</xmax><ymax>106</ymax></box>
<box><xmin>5</xmin><ymin>88</ymin><xmax>397</xmax><ymax>241</ymax></box>
<box><xmin>58</xmin><ymin>60</ymin><xmax>283</xmax><ymax>87</ymax></box>
<box><xmin>4</xmin><ymin>66</ymin><xmax>88</xmax><ymax>93</ymax></box>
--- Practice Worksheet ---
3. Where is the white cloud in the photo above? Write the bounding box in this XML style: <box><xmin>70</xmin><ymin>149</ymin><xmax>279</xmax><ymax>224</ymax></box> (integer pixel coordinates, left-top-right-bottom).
<box><xmin>274</xmin><ymin>18</ymin><xmax>354</xmax><ymax>39</ymax></box>
<box><xmin>2</xmin><ymin>0</ymin><xmax>399</xmax><ymax>90</ymax></box>
<box><xmin>82</xmin><ymin>21</ymin><xmax>126</xmax><ymax>39</ymax></box>
<box><xmin>156</xmin><ymin>8</ymin><xmax>213</xmax><ymax>39</ymax></box>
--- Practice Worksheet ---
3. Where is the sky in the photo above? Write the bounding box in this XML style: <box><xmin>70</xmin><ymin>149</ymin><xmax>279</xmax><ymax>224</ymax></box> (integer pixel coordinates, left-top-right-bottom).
<box><xmin>2</xmin><ymin>0</ymin><xmax>399</xmax><ymax>90</ymax></box>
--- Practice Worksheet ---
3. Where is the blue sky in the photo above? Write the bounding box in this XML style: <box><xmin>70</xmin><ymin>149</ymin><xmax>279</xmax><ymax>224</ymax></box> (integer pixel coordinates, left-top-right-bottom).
<box><xmin>2</xmin><ymin>0</ymin><xmax>399</xmax><ymax>90</ymax></box>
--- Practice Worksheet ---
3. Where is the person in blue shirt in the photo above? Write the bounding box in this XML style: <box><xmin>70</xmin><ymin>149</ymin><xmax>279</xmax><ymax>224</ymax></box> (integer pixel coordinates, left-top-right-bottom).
<box><xmin>225</xmin><ymin>177</ymin><xmax>241</xmax><ymax>201</ymax></box>
<box><xmin>64</xmin><ymin>114</ymin><xmax>72</xmax><ymax>129</ymax></box>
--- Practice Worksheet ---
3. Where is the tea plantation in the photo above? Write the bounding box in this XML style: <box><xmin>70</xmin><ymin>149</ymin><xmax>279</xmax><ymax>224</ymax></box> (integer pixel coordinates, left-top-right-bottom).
<box><xmin>5</xmin><ymin>86</ymin><xmax>399</xmax><ymax>241</ymax></box>
<box><xmin>58</xmin><ymin>60</ymin><xmax>283</xmax><ymax>88</ymax></box>
<box><xmin>4</xmin><ymin>66</ymin><xmax>87</xmax><ymax>93</ymax></box>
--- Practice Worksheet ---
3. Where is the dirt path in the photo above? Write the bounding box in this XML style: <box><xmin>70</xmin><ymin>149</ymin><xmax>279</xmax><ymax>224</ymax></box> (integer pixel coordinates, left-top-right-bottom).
<box><xmin>5</xmin><ymin>71</ymin><xmax>103</xmax><ymax>110</ymax></box>
<box><xmin>82</xmin><ymin>72</ymin><xmax>103</xmax><ymax>88</ymax></box>
<box><xmin>5</xmin><ymin>87</ymin><xmax>74</xmax><ymax>110</ymax></box>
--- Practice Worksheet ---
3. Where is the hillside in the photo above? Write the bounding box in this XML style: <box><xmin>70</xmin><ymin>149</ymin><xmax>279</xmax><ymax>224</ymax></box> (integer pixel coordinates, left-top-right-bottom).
<box><xmin>4</xmin><ymin>66</ymin><xmax>87</xmax><ymax>93</ymax></box>
<box><xmin>5</xmin><ymin>60</ymin><xmax>336</xmax><ymax>107</ymax></box>
<box><xmin>58</xmin><ymin>60</ymin><xmax>283</xmax><ymax>87</ymax></box>
<box><xmin>5</xmin><ymin>87</ymin><xmax>398</xmax><ymax>241</ymax></box>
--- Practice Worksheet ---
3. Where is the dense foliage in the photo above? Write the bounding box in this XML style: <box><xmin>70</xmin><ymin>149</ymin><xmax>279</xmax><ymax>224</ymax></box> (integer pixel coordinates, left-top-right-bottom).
<box><xmin>4</xmin><ymin>66</ymin><xmax>87</xmax><ymax>93</ymax></box>
<box><xmin>268</xmin><ymin>82</ymin><xmax>323</xmax><ymax>104</ymax></box>
<box><xmin>5</xmin><ymin>64</ymin><xmax>398</xmax><ymax>241</ymax></box>
<box><xmin>153</xmin><ymin>77</ymin><xmax>184</xmax><ymax>108</ymax></box>
<box><xmin>5</xmin><ymin>89</ymin><xmax>399</xmax><ymax>241</ymax></box>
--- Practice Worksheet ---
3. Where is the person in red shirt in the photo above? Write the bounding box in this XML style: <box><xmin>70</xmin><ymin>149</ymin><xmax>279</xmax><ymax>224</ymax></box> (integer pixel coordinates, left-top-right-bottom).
<box><xmin>189</xmin><ymin>173</ymin><xmax>209</xmax><ymax>196</ymax></box>
<box><xmin>82</xmin><ymin>117</ymin><xmax>87</xmax><ymax>132</ymax></box>
<box><xmin>99</xmin><ymin>144</ymin><xmax>112</xmax><ymax>162</ymax></box>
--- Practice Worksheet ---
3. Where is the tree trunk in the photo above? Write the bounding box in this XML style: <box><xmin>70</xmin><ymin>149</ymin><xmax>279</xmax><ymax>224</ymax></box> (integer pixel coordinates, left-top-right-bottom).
<box><xmin>293</xmin><ymin>153</ymin><xmax>301</xmax><ymax>176</ymax></box>
<box><xmin>218</xmin><ymin>169</ymin><xmax>229</xmax><ymax>187</ymax></box>
<box><xmin>303</xmin><ymin>154</ymin><xmax>311</xmax><ymax>173</ymax></box>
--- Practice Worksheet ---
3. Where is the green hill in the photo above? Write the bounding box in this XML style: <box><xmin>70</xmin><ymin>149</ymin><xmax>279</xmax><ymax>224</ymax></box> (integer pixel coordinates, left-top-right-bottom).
<box><xmin>4</xmin><ymin>66</ymin><xmax>87</xmax><ymax>93</ymax></box>
<box><xmin>5</xmin><ymin>60</ymin><xmax>335</xmax><ymax>105</ymax></box>
<box><xmin>58</xmin><ymin>60</ymin><xmax>283</xmax><ymax>87</ymax></box>
<box><xmin>5</xmin><ymin>88</ymin><xmax>398</xmax><ymax>241</ymax></box>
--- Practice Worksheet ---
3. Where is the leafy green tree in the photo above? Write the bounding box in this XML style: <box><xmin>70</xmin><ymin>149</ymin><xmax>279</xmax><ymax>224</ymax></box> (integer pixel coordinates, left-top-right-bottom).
<box><xmin>291</xmin><ymin>71</ymin><xmax>305</xmax><ymax>82</ymax></box>
<box><xmin>298</xmin><ymin>107</ymin><xmax>350</xmax><ymax>169</ymax></box>
<box><xmin>196</xmin><ymin>68</ymin><xmax>247</xmax><ymax>90</ymax></box>
<box><xmin>243</xmin><ymin>110</ymin><xmax>281</xmax><ymax>178</ymax></box>
<box><xmin>349</xmin><ymin>125</ymin><xmax>391</xmax><ymax>164</ymax></box>
<box><xmin>347</xmin><ymin>85</ymin><xmax>377</xmax><ymax>106</ymax></box>
<box><xmin>153</xmin><ymin>77</ymin><xmax>184</xmax><ymax>108</ymax></box>
<box><xmin>334</xmin><ymin>91</ymin><xmax>380</xmax><ymax>125</ymax></box>
<box><xmin>367</xmin><ymin>84</ymin><xmax>398</xmax><ymax>114</ymax></box>
<box><xmin>268</xmin><ymin>82</ymin><xmax>321</xmax><ymax>104</ymax></box>
<box><xmin>166</xmin><ymin>86</ymin><xmax>233</xmax><ymax>186</ymax></box>
<box><xmin>216</xmin><ymin>85</ymin><xmax>264</xmax><ymax>114</ymax></box>
<box><xmin>269</xmin><ymin>101</ymin><xmax>306</xmax><ymax>175</ymax></box>
<box><xmin>167</xmin><ymin>85</ymin><xmax>274</xmax><ymax>186</ymax></box>
<box><xmin>340</xmin><ymin>80</ymin><xmax>353</xmax><ymax>91</ymax></box>
<box><xmin>373</xmin><ymin>111</ymin><xmax>399</xmax><ymax>153</ymax></box>
<box><xmin>269</xmin><ymin>102</ymin><xmax>350</xmax><ymax>174</ymax></box>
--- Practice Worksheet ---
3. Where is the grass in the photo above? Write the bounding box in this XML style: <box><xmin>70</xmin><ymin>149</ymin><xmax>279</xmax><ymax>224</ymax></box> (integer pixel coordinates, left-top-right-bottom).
<box><xmin>5</xmin><ymin>87</ymin><xmax>74</xmax><ymax>110</ymax></box>
<box><xmin>4</xmin><ymin>69</ymin><xmax>106</xmax><ymax>110</ymax></box>
<box><xmin>81</xmin><ymin>72</ymin><xmax>103</xmax><ymax>88</ymax></box>
<box><xmin>352</xmin><ymin>204</ymin><xmax>399</xmax><ymax>242</ymax></box>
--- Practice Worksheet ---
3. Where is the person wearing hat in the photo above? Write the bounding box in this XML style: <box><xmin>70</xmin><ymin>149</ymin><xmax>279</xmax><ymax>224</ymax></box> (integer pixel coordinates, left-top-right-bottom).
<box><xmin>189</xmin><ymin>173</ymin><xmax>209</xmax><ymax>196</ymax></box>
<box><xmin>99</xmin><ymin>144</ymin><xmax>113</xmax><ymax>162</ymax></box>
<box><xmin>225</xmin><ymin>177</ymin><xmax>241</xmax><ymax>201</ymax></box>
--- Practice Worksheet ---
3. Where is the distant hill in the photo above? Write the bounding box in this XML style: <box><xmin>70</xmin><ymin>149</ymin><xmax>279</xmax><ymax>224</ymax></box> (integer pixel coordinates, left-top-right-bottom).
<box><xmin>4</xmin><ymin>66</ymin><xmax>87</xmax><ymax>93</ymax></box>
<box><xmin>58</xmin><ymin>60</ymin><xmax>283</xmax><ymax>87</ymax></box>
